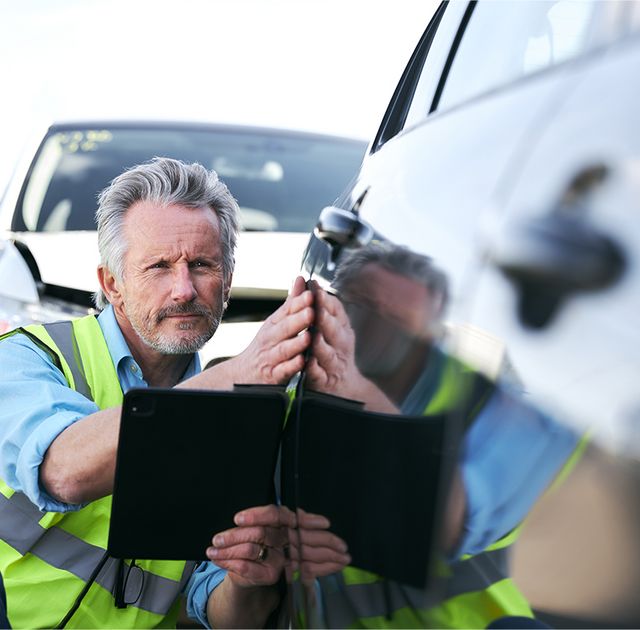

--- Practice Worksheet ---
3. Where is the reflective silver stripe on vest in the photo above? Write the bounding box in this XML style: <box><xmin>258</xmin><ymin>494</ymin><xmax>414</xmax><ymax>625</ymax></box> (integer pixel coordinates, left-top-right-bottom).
<box><xmin>445</xmin><ymin>546</ymin><xmax>509</xmax><ymax>600</ymax></box>
<box><xmin>0</xmin><ymin>492</ymin><xmax>191</xmax><ymax>616</ymax></box>
<box><xmin>319</xmin><ymin>547</ymin><xmax>510</xmax><ymax>627</ymax></box>
<box><xmin>43</xmin><ymin>320</ymin><xmax>93</xmax><ymax>401</ymax></box>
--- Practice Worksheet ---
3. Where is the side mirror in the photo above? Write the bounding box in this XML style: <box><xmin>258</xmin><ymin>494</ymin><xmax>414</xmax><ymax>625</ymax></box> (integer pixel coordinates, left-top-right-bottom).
<box><xmin>314</xmin><ymin>206</ymin><xmax>374</xmax><ymax>250</ymax></box>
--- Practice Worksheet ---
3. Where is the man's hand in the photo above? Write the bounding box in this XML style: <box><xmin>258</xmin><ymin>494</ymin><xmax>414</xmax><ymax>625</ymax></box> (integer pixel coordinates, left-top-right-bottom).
<box><xmin>306</xmin><ymin>286</ymin><xmax>398</xmax><ymax>413</ymax></box>
<box><xmin>233</xmin><ymin>276</ymin><xmax>314</xmax><ymax>385</ymax></box>
<box><xmin>205</xmin><ymin>504</ymin><xmax>350</xmax><ymax>628</ymax></box>
<box><xmin>188</xmin><ymin>276</ymin><xmax>314</xmax><ymax>392</ymax></box>
<box><xmin>206</xmin><ymin>505</ymin><xmax>350</xmax><ymax>585</ymax></box>
<box><xmin>206</xmin><ymin>505</ymin><xmax>288</xmax><ymax>588</ymax></box>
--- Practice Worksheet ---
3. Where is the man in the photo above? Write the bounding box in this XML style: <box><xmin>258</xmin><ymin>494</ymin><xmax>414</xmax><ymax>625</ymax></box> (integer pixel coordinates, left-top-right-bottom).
<box><xmin>303</xmin><ymin>242</ymin><xmax>581</xmax><ymax>628</ymax></box>
<box><xmin>0</xmin><ymin>158</ymin><xmax>349</xmax><ymax>628</ymax></box>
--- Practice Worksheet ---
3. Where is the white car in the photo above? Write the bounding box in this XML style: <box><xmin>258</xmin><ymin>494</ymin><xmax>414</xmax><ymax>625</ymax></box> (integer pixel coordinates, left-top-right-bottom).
<box><xmin>0</xmin><ymin>238</ymin><xmax>88</xmax><ymax>335</ymax></box>
<box><xmin>0</xmin><ymin>120</ymin><xmax>366</xmax><ymax>365</ymax></box>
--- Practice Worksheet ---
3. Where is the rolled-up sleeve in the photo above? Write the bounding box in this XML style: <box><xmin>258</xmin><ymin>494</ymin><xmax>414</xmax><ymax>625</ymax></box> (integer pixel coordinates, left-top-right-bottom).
<box><xmin>0</xmin><ymin>334</ymin><xmax>98</xmax><ymax>512</ymax></box>
<box><xmin>185</xmin><ymin>561</ymin><xmax>227</xmax><ymax>628</ymax></box>
<box><xmin>455</xmin><ymin>385</ymin><xmax>580</xmax><ymax>558</ymax></box>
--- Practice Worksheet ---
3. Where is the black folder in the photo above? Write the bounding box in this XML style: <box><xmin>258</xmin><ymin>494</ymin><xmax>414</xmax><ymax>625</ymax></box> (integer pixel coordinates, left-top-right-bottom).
<box><xmin>108</xmin><ymin>385</ymin><xmax>455</xmax><ymax>590</ymax></box>
<box><xmin>281</xmin><ymin>394</ymin><xmax>454</xmax><ymax>589</ymax></box>
<box><xmin>107</xmin><ymin>387</ymin><xmax>286</xmax><ymax>560</ymax></box>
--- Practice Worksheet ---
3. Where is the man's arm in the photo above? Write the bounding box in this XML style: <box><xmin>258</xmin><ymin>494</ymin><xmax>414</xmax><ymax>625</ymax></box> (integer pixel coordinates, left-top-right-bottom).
<box><xmin>40</xmin><ymin>277</ymin><xmax>314</xmax><ymax>506</ymax></box>
<box><xmin>39</xmin><ymin>406</ymin><xmax>121</xmax><ymax>505</ymax></box>
<box><xmin>0</xmin><ymin>334</ymin><xmax>102</xmax><ymax>510</ymax></box>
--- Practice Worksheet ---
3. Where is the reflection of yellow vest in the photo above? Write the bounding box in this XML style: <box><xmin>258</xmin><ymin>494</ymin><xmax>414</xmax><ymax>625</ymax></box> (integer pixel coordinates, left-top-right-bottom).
<box><xmin>317</xmin><ymin>356</ymin><xmax>532</xmax><ymax>629</ymax></box>
<box><xmin>0</xmin><ymin>316</ymin><xmax>193</xmax><ymax>628</ymax></box>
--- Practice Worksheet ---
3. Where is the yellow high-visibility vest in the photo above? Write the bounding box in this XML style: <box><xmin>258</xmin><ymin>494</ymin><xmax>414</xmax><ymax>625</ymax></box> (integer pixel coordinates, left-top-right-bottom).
<box><xmin>0</xmin><ymin>316</ymin><xmax>193</xmax><ymax>628</ymax></box>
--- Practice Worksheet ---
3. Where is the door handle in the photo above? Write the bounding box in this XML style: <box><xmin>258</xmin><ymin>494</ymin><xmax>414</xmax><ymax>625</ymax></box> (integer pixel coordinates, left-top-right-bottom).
<box><xmin>489</xmin><ymin>167</ymin><xmax>626</xmax><ymax>329</ymax></box>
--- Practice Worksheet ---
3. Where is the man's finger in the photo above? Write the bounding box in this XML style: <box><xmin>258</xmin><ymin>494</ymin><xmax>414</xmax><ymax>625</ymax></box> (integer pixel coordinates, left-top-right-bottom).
<box><xmin>207</xmin><ymin>541</ymin><xmax>267</xmax><ymax>561</ymax></box>
<box><xmin>268</xmin><ymin>305</ymin><xmax>314</xmax><ymax>340</ymax></box>
<box><xmin>310</xmin><ymin>331</ymin><xmax>336</xmax><ymax>366</ymax></box>
<box><xmin>294</xmin><ymin>528</ymin><xmax>348</xmax><ymax>552</ymax></box>
<box><xmin>211</xmin><ymin>525</ymin><xmax>284</xmax><ymax>549</ymax></box>
<box><xmin>268</xmin><ymin>352</ymin><xmax>306</xmax><ymax>385</ymax></box>
<box><xmin>234</xmin><ymin>504</ymin><xmax>297</xmax><ymax>528</ymax></box>
<box><xmin>315</xmin><ymin>288</ymin><xmax>342</xmax><ymax>317</ymax></box>
<box><xmin>289</xmin><ymin>275</ymin><xmax>307</xmax><ymax>298</ymax></box>
<box><xmin>270</xmin><ymin>290</ymin><xmax>314</xmax><ymax>325</ymax></box>
<box><xmin>296</xmin><ymin>509</ymin><xmax>332</xmax><ymax>529</ymax></box>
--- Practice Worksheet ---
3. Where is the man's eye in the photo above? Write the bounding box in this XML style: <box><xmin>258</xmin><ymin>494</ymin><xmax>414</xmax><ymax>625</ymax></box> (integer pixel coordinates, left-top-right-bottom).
<box><xmin>190</xmin><ymin>260</ymin><xmax>209</xmax><ymax>268</ymax></box>
<box><xmin>150</xmin><ymin>262</ymin><xmax>168</xmax><ymax>269</ymax></box>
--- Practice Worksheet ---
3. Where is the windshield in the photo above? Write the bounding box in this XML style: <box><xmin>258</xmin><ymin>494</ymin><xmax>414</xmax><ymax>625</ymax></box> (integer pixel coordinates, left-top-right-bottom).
<box><xmin>15</xmin><ymin>125</ymin><xmax>366</xmax><ymax>233</ymax></box>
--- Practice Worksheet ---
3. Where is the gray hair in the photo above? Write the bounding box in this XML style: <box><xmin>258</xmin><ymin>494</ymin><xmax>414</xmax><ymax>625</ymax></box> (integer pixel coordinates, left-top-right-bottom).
<box><xmin>94</xmin><ymin>157</ymin><xmax>239</xmax><ymax>309</ymax></box>
<box><xmin>332</xmin><ymin>241</ymin><xmax>449</xmax><ymax>315</ymax></box>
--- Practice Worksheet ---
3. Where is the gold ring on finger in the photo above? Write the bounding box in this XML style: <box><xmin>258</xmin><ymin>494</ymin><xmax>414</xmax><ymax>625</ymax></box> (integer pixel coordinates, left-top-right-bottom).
<box><xmin>257</xmin><ymin>544</ymin><xmax>269</xmax><ymax>562</ymax></box>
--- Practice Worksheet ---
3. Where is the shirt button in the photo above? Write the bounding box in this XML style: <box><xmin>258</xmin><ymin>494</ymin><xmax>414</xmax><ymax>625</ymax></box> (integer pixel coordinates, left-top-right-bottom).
<box><xmin>130</xmin><ymin>364</ymin><xmax>138</xmax><ymax>373</ymax></box>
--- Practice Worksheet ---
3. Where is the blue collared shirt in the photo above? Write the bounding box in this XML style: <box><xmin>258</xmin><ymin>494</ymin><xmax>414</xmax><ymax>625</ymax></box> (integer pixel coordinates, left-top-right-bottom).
<box><xmin>0</xmin><ymin>305</ymin><xmax>221</xmax><ymax>625</ymax></box>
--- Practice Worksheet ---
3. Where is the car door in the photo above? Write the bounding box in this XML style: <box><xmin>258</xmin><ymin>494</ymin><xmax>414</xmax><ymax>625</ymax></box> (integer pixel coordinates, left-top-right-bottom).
<box><xmin>469</xmin><ymin>19</ymin><xmax>640</xmax><ymax>626</ymax></box>
<box><xmin>290</xmin><ymin>1</ymin><xmax>630</xmax><ymax>627</ymax></box>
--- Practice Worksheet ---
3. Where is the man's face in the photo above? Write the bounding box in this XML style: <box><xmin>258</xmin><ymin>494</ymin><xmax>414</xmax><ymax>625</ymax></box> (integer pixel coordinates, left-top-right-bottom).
<box><xmin>344</xmin><ymin>263</ymin><xmax>438</xmax><ymax>336</ymax></box>
<box><xmin>114</xmin><ymin>201</ymin><xmax>227</xmax><ymax>355</ymax></box>
<box><xmin>340</xmin><ymin>263</ymin><xmax>440</xmax><ymax>377</ymax></box>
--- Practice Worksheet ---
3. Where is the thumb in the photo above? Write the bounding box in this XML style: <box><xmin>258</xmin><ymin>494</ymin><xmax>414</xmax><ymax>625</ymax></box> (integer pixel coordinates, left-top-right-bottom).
<box><xmin>289</xmin><ymin>275</ymin><xmax>307</xmax><ymax>298</ymax></box>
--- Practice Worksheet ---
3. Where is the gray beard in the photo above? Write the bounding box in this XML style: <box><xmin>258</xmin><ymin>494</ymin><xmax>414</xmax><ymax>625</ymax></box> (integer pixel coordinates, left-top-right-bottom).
<box><xmin>127</xmin><ymin>302</ymin><xmax>221</xmax><ymax>355</ymax></box>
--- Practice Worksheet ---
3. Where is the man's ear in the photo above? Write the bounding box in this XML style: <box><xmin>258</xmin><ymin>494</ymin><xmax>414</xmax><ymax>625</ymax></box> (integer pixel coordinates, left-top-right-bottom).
<box><xmin>223</xmin><ymin>273</ymin><xmax>233</xmax><ymax>306</ymax></box>
<box><xmin>98</xmin><ymin>266</ymin><xmax>123</xmax><ymax>306</ymax></box>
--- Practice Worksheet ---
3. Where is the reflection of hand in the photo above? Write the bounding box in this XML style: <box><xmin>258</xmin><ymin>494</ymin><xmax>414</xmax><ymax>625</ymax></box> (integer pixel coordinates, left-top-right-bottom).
<box><xmin>233</xmin><ymin>276</ymin><xmax>314</xmax><ymax>385</ymax></box>
<box><xmin>307</xmin><ymin>287</ymin><xmax>398</xmax><ymax>413</ymax></box>
<box><xmin>285</xmin><ymin>508</ymin><xmax>351</xmax><ymax>585</ymax></box>
<box><xmin>306</xmin><ymin>287</ymin><xmax>361</xmax><ymax>395</ymax></box>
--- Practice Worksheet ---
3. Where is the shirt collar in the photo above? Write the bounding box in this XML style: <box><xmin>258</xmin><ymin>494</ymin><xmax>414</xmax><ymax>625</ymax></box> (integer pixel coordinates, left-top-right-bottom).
<box><xmin>97</xmin><ymin>304</ymin><xmax>201</xmax><ymax>381</ymax></box>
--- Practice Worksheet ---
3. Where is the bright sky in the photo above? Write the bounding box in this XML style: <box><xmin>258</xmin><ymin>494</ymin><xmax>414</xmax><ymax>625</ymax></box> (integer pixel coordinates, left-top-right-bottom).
<box><xmin>0</xmin><ymin>0</ymin><xmax>438</xmax><ymax>190</ymax></box>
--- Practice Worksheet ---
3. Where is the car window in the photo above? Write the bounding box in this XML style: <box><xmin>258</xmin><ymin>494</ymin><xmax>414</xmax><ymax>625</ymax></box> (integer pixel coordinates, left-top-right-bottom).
<box><xmin>436</xmin><ymin>0</ymin><xmax>604</xmax><ymax>112</ymax></box>
<box><xmin>401</xmin><ymin>1</ymin><xmax>469</xmax><ymax>132</ymax></box>
<box><xmin>15</xmin><ymin>126</ymin><xmax>366</xmax><ymax>234</ymax></box>
<box><xmin>372</xmin><ymin>2</ymin><xmax>451</xmax><ymax>150</ymax></box>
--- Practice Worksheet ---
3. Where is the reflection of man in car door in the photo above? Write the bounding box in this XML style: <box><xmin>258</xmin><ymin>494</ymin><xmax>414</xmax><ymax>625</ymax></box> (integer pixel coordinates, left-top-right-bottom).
<box><xmin>306</xmin><ymin>242</ymin><xmax>581</xmax><ymax>628</ymax></box>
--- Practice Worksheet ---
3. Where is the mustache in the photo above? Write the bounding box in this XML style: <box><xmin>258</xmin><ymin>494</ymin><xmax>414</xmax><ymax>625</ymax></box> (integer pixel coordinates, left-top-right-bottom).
<box><xmin>155</xmin><ymin>302</ymin><xmax>214</xmax><ymax>323</ymax></box>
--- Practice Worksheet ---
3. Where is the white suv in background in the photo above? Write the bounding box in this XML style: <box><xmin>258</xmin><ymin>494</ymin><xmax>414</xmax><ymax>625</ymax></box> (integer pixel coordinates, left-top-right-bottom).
<box><xmin>0</xmin><ymin>120</ymin><xmax>366</xmax><ymax>365</ymax></box>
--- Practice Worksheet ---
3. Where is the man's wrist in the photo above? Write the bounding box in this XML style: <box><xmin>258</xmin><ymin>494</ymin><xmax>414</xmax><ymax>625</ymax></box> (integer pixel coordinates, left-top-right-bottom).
<box><xmin>207</xmin><ymin>577</ymin><xmax>280</xmax><ymax>629</ymax></box>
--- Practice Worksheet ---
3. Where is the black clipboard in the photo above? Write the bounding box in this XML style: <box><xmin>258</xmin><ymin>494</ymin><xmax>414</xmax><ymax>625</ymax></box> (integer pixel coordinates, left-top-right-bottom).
<box><xmin>108</xmin><ymin>387</ymin><xmax>287</xmax><ymax>560</ymax></box>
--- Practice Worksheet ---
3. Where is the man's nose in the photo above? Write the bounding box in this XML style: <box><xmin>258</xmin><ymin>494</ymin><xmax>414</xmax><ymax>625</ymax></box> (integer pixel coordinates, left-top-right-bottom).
<box><xmin>171</xmin><ymin>266</ymin><xmax>197</xmax><ymax>302</ymax></box>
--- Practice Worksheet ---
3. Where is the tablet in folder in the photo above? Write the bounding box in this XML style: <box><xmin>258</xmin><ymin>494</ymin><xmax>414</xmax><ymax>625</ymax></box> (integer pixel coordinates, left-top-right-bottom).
<box><xmin>108</xmin><ymin>387</ymin><xmax>286</xmax><ymax>561</ymax></box>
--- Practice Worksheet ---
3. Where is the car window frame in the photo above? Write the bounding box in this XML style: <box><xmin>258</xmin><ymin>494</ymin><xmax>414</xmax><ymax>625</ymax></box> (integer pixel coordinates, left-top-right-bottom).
<box><xmin>371</xmin><ymin>1</ymin><xmax>451</xmax><ymax>152</ymax></box>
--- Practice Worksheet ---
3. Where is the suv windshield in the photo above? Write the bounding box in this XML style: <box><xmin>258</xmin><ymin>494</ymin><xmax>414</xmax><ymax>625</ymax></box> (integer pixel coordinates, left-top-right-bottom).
<box><xmin>15</xmin><ymin>125</ymin><xmax>366</xmax><ymax>233</ymax></box>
